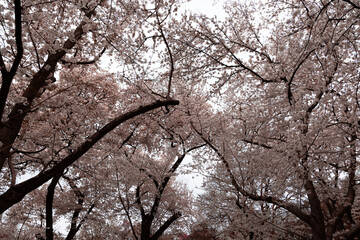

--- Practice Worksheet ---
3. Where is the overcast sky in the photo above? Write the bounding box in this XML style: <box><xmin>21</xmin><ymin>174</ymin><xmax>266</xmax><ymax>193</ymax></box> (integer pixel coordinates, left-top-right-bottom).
<box><xmin>184</xmin><ymin>0</ymin><xmax>226</xmax><ymax>18</ymax></box>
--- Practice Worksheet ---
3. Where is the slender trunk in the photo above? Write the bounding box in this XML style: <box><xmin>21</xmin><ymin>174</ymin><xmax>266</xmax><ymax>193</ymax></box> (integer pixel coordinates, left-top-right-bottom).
<box><xmin>45</xmin><ymin>173</ymin><xmax>63</xmax><ymax>240</ymax></box>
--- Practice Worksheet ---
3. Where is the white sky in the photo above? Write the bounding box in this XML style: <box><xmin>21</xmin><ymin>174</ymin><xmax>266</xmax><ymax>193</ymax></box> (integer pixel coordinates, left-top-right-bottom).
<box><xmin>184</xmin><ymin>0</ymin><xmax>226</xmax><ymax>18</ymax></box>
<box><xmin>175</xmin><ymin>0</ymin><xmax>227</xmax><ymax>195</ymax></box>
<box><xmin>177</xmin><ymin>156</ymin><xmax>205</xmax><ymax>196</ymax></box>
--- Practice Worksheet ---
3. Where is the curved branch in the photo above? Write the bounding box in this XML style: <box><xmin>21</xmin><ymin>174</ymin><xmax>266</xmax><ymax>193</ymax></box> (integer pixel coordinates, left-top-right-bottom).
<box><xmin>150</xmin><ymin>212</ymin><xmax>181</xmax><ymax>240</ymax></box>
<box><xmin>287</xmin><ymin>48</ymin><xmax>317</xmax><ymax>105</ymax></box>
<box><xmin>0</xmin><ymin>99</ymin><xmax>179</xmax><ymax>213</ymax></box>
<box><xmin>150</xmin><ymin>144</ymin><xmax>204</xmax><ymax>219</ymax></box>
<box><xmin>191</xmin><ymin>123</ymin><xmax>311</xmax><ymax>225</ymax></box>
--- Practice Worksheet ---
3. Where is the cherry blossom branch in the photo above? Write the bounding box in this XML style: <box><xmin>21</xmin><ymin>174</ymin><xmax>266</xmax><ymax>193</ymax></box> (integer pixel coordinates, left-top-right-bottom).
<box><xmin>286</xmin><ymin>48</ymin><xmax>317</xmax><ymax>105</ymax></box>
<box><xmin>151</xmin><ymin>211</ymin><xmax>182</xmax><ymax>240</ymax></box>
<box><xmin>191</xmin><ymin>122</ymin><xmax>311</xmax><ymax>225</ymax></box>
<box><xmin>242</xmin><ymin>139</ymin><xmax>272</xmax><ymax>149</ymax></box>
<box><xmin>155</xmin><ymin>5</ymin><xmax>174</xmax><ymax>98</ymax></box>
<box><xmin>136</xmin><ymin>181</ymin><xmax>146</xmax><ymax>219</ymax></box>
<box><xmin>0</xmin><ymin>6</ymin><xmax>99</xmax><ymax>172</ymax></box>
<box><xmin>0</xmin><ymin>0</ymin><xmax>23</xmax><ymax>121</ymax></box>
<box><xmin>63</xmin><ymin>176</ymin><xmax>95</xmax><ymax>240</ymax></box>
<box><xmin>144</xmin><ymin>171</ymin><xmax>160</xmax><ymax>188</ymax></box>
<box><xmin>115</xmin><ymin>167</ymin><xmax>139</xmax><ymax>240</ymax></box>
<box><xmin>341</xmin><ymin>0</ymin><xmax>360</xmax><ymax>9</ymax></box>
<box><xmin>228</xmin><ymin>38</ymin><xmax>274</xmax><ymax>63</ymax></box>
<box><xmin>327</xmin><ymin>129</ymin><xmax>357</xmax><ymax>236</ymax></box>
<box><xmin>0</xmin><ymin>98</ymin><xmax>179</xmax><ymax>213</ymax></box>
<box><xmin>60</xmin><ymin>47</ymin><xmax>107</xmax><ymax>66</ymax></box>
<box><xmin>148</xmin><ymin>145</ymin><xmax>203</xmax><ymax>221</ymax></box>
<box><xmin>0</xmin><ymin>52</ymin><xmax>7</xmax><ymax>76</ymax></box>
<box><xmin>67</xmin><ymin>203</ymin><xmax>95</xmax><ymax>240</ymax></box>
<box><xmin>7</xmin><ymin>157</ymin><xmax>16</xmax><ymax>186</ymax></box>
<box><xmin>291</xmin><ymin>64</ymin><xmax>337</xmax><ymax>237</ymax></box>
<box><xmin>186</xmin><ymin>26</ymin><xmax>274</xmax><ymax>83</ymax></box>
<box><xmin>28</xmin><ymin>27</ymin><xmax>41</xmax><ymax>70</ymax></box>
<box><xmin>235</xmin><ymin>198</ymin><xmax>310</xmax><ymax>239</ymax></box>
<box><xmin>9</xmin><ymin>0</ymin><xmax>23</xmax><ymax>81</ymax></box>
<box><xmin>135</xmin><ymin>143</ymin><xmax>203</xmax><ymax>239</ymax></box>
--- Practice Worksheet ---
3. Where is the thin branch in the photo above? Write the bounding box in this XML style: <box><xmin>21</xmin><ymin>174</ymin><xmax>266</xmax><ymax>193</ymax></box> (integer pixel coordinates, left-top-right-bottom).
<box><xmin>115</xmin><ymin>167</ymin><xmax>139</xmax><ymax>240</ymax></box>
<box><xmin>149</xmin><ymin>144</ymin><xmax>205</xmax><ymax>219</ymax></box>
<box><xmin>72</xmin><ymin>203</ymin><xmax>95</xmax><ymax>238</ymax></box>
<box><xmin>341</xmin><ymin>0</ymin><xmax>360</xmax><ymax>9</ymax></box>
<box><xmin>28</xmin><ymin>27</ymin><xmax>41</xmax><ymax>70</ymax></box>
<box><xmin>191</xmin><ymin>122</ymin><xmax>311</xmax><ymax>225</ymax></box>
<box><xmin>155</xmin><ymin>8</ymin><xmax>174</xmax><ymax>98</ymax></box>
<box><xmin>242</xmin><ymin>139</ymin><xmax>272</xmax><ymax>149</ymax></box>
<box><xmin>0</xmin><ymin>52</ymin><xmax>7</xmax><ymax>74</ymax></box>
<box><xmin>136</xmin><ymin>182</ymin><xmax>146</xmax><ymax>218</ymax></box>
<box><xmin>287</xmin><ymin>48</ymin><xmax>317</xmax><ymax>105</ymax></box>
<box><xmin>60</xmin><ymin>48</ymin><xmax>106</xmax><ymax>66</ymax></box>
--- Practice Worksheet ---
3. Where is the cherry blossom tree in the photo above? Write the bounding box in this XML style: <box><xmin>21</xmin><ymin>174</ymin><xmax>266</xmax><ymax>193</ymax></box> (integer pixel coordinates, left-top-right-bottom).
<box><xmin>62</xmin><ymin>111</ymin><xmax>202</xmax><ymax>240</ymax></box>
<box><xmin>184</xmin><ymin>0</ymin><xmax>360</xmax><ymax>239</ymax></box>
<box><xmin>2</xmin><ymin>0</ymin><xmax>359</xmax><ymax>239</ymax></box>
<box><xmin>0</xmin><ymin>108</ymin><xmax>202</xmax><ymax>239</ymax></box>
<box><xmin>0</xmin><ymin>0</ymin><xmax>187</xmax><ymax>214</ymax></box>
<box><xmin>101</xmin><ymin>146</ymin><xmax>197</xmax><ymax>240</ymax></box>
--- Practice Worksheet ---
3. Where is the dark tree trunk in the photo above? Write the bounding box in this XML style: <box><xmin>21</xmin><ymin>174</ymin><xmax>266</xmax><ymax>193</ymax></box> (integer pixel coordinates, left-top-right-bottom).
<box><xmin>45</xmin><ymin>173</ymin><xmax>63</xmax><ymax>240</ymax></box>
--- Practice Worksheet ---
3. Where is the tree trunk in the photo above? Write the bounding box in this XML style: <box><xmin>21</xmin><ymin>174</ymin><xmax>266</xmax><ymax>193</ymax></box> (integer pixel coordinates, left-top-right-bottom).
<box><xmin>310</xmin><ymin>221</ymin><xmax>327</xmax><ymax>240</ymax></box>
<box><xmin>45</xmin><ymin>173</ymin><xmax>62</xmax><ymax>240</ymax></box>
<box><xmin>141</xmin><ymin>216</ymin><xmax>152</xmax><ymax>240</ymax></box>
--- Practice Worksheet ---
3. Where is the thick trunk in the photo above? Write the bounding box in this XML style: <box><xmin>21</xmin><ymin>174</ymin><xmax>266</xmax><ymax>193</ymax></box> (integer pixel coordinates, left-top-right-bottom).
<box><xmin>310</xmin><ymin>222</ymin><xmax>327</xmax><ymax>240</ymax></box>
<box><xmin>140</xmin><ymin>217</ymin><xmax>152</xmax><ymax>240</ymax></box>
<box><xmin>304</xmin><ymin>180</ymin><xmax>326</xmax><ymax>240</ymax></box>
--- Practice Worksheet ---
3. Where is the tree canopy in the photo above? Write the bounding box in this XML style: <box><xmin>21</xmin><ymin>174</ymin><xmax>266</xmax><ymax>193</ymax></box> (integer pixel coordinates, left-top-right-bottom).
<box><xmin>0</xmin><ymin>0</ymin><xmax>359</xmax><ymax>239</ymax></box>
